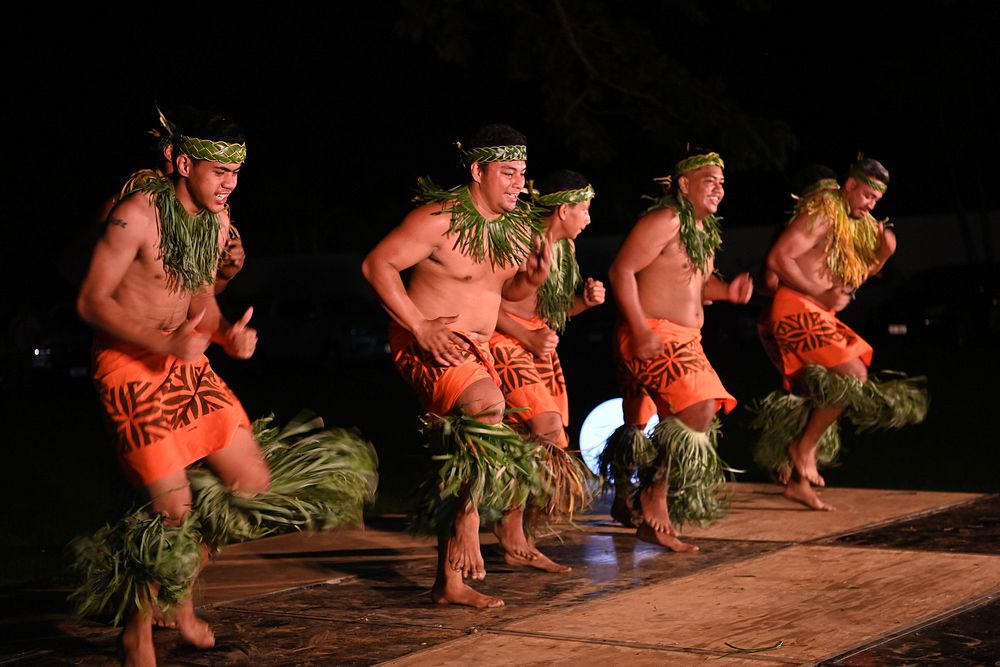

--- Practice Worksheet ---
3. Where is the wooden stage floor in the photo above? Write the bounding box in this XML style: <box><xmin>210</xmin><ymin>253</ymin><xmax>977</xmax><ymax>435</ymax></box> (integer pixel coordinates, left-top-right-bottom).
<box><xmin>3</xmin><ymin>483</ymin><xmax>998</xmax><ymax>665</ymax></box>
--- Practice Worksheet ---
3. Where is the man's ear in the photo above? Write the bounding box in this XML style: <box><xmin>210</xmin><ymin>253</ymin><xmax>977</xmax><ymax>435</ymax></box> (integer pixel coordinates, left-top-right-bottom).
<box><xmin>175</xmin><ymin>153</ymin><xmax>192</xmax><ymax>177</ymax></box>
<box><xmin>677</xmin><ymin>174</ymin><xmax>690</xmax><ymax>196</ymax></box>
<box><xmin>471</xmin><ymin>161</ymin><xmax>485</xmax><ymax>184</ymax></box>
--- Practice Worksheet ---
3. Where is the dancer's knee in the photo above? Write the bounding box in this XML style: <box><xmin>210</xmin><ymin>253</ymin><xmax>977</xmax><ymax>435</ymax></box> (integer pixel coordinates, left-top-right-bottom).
<box><xmin>457</xmin><ymin>379</ymin><xmax>505</xmax><ymax>423</ymax></box>
<box><xmin>675</xmin><ymin>400</ymin><xmax>716</xmax><ymax>433</ymax></box>
<box><xmin>151</xmin><ymin>490</ymin><xmax>192</xmax><ymax>526</ymax></box>
<box><xmin>233</xmin><ymin>464</ymin><xmax>271</xmax><ymax>496</ymax></box>
<box><xmin>832</xmin><ymin>358</ymin><xmax>868</xmax><ymax>383</ymax></box>
<box><xmin>146</xmin><ymin>472</ymin><xmax>193</xmax><ymax>525</ymax></box>
<box><xmin>527</xmin><ymin>412</ymin><xmax>566</xmax><ymax>446</ymax></box>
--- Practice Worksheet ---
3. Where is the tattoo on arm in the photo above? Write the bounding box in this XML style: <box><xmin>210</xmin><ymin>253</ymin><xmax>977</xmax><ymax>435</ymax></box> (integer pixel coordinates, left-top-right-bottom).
<box><xmin>108</xmin><ymin>217</ymin><xmax>128</xmax><ymax>229</ymax></box>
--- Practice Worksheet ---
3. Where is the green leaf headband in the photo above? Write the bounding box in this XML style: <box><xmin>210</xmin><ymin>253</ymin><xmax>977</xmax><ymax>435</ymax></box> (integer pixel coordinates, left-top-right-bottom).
<box><xmin>674</xmin><ymin>152</ymin><xmax>724</xmax><ymax>177</ymax></box>
<box><xmin>457</xmin><ymin>142</ymin><xmax>527</xmax><ymax>166</ymax></box>
<box><xmin>536</xmin><ymin>184</ymin><xmax>595</xmax><ymax>207</ymax></box>
<box><xmin>848</xmin><ymin>167</ymin><xmax>887</xmax><ymax>193</ymax></box>
<box><xmin>176</xmin><ymin>134</ymin><xmax>247</xmax><ymax>164</ymax></box>
<box><xmin>799</xmin><ymin>178</ymin><xmax>840</xmax><ymax>198</ymax></box>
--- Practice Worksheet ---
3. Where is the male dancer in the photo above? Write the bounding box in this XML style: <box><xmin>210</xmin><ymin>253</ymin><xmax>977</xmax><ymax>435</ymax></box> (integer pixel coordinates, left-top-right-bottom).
<box><xmin>604</xmin><ymin>150</ymin><xmax>752</xmax><ymax>551</ymax></box>
<box><xmin>489</xmin><ymin>169</ymin><xmax>603</xmax><ymax>569</ymax></box>
<box><xmin>753</xmin><ymin>157</ymin><xmax>927</xmax><ymax>510</ymax></box>
<box><xmin>363</xmin><ymin>124</ymin><xmax>551</xmax><ymax>607</ymax></box>
<box><xmin>75</xmin><ymin>108</ymin><xmax>377</xmax><ymax>665</ymax></box>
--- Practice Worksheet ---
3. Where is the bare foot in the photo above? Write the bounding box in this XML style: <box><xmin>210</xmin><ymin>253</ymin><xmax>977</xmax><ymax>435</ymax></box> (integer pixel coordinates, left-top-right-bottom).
<box><xmin>492</xmin><ymin>508</ymin><xmax>535</xmax><ymax>561</ymax></box>
<box><xmin>119</xmin><ymin>613</ymin><xmax>156</xmax><ymax>667</ymax></box>
<box><xmin>504</xmin><ymin>546</ymin><xmax>572</xmax><ymax>573</ymax></box>
<box><xmin>783</xmin><ymin>478</ymin><xmax>836</xmax><ymax>511</ymax></box>
<box><xmin>450</xmin><ymin>506</ymin><xmax>486</xmax><ymax>580</ymax></box>
<box><xmin>610</xmin><ymin>494</ymin><xmax>637</xmax><ymax>527</ymax></box>
<box><xmin>789</xmin><ymin>438</ymin><xmax>825</xmax><ymax>487</ymax></box>
<box><xmin>171</xmin><ymin>599</ymin><xmax>215</xmax><ymax>649</ymax></box>
<box><xmin>638</xmin><ymin>482</ymin><xmax>672</xmax><ymax>534</ymax></box>
<box><xmin>636</xmin><ymin>522</ymin><xmax>699</xmax><ymax>552</ymax></box>
<box><xmin>432</xmin><ymin>558</ymin><xmax>504</xmax><ymax>608</ymax></box>
<box><xmin>151</xmin><ymin>605</ymin><xmax>176</xmax><ymax>629</ymax></box>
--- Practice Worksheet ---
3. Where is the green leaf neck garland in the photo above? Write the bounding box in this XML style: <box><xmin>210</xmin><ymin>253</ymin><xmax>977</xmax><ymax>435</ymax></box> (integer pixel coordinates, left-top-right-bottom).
<box><xmin>137</xmin><ymin>176</ymin><xmax>222</xmax><ymax>293</ymax></box>
<box><xmin>643</xmin><ymin>192</ymin><xmax>722</xmax><ymax>274</ymax></box>
<box><xmin>415</xmin><ymin>177</ymin><xmax>545</xmax><ymax>269</ymax></box>
<box><xmin>535</xmin><ymin>238</ymin><xmax>582</xmax><ymax>332</ymax></box>
<box><xmin>796</xmin><ymin>189</ymin><xmax>881</xmax><ymax>289</ymax></box>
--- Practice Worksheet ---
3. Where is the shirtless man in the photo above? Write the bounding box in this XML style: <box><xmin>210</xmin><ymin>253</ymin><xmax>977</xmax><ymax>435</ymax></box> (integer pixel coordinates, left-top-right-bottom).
<box><xmin>97</xmin><ymin>108</ymin><xmax>245</xmax><ymax>295</ymax></box>
<box><xmin>489</xmin><ymin>169</ymin><xmax>604</xmax><ymax>571</ymax></box>
<box><xmin>758</xmin><ymin>157</ymin><xmax>922</xmax><ymax>511</ymax></box>
<box><xmin>77</xmin><ymin>108</ymin><xmax>267</xmax><ymax>666</ymax></box>
<box><xmin>756</xmin><ymin>166</ymin><xmax>842</xmax><ymax>406</ymax></box>
<box><xmin>607</xmin><ymin>150</ymin><xmax>752</xmax><ymax>552</ymax></box>
<box><xmin>362</xmin><ymin>124</ymin><xmax>551</xmax><ymax>608</ymax></box>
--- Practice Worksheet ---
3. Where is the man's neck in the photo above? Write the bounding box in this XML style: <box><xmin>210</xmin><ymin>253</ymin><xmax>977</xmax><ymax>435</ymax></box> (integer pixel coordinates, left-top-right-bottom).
<box><xmin>172</xmin><ymin>178</ymin><xmax>204</xmax><ymax>216</ymax></box>
<box><xmin>545</xmin><ymin>218</ymin><xmax>569</xmax><ymax>243</ymax></box>
<box><xmin>466</xmin><ymin>182</ymin><xmax>502</xmax><ymax>221</ymax></box>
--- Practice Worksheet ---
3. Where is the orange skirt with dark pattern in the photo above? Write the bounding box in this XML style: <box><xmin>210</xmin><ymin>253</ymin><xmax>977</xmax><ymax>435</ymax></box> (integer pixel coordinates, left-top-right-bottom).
<box><xmin>489</xmin><ymin>312</ymin><xmax>569</xmax><ymax>433</ymax></box>
<box><xmin>92</xmin><ymin>337</ymin><xmax>250</xmax><ymax>488</ymax></box>
<box><xmin>612</xmin><ymin>318</ymin><xmax>659</xmax><ymax>428</ymax></box>
<box><xmin>770</xmin><ymin>287</ymin><xmax>873</xmax><ymax>388</ymax></box>
<box><xmin>388</xmin><ymin>322</ymin><xmax>501</xmax><ymax>416</ymax></box>
<box><xmin>615</xmin><ymin>319</ymin><xmax>736</xmax><ymax>417</ymax></box>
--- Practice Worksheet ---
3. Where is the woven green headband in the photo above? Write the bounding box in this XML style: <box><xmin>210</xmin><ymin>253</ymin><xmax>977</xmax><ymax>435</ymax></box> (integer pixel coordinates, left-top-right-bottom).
<box><xmin>458</xmin><ymin>143</ymin><xmax>527</xmax><ymax>166</ymax></box>
<box><xmin>176</xmin><ymin>134</ymin><xmax>247</xmax><ymax>164</ymax></box>
<box><xmin>674</xmin><ymin>152</ymin><xmax>724</xmax><ymax>177</ymax></box>
<box><xmin>848</xmin><ymin>167</ymin><xmax>887</xmax><ymax>193</ymax></box>
<box><xmin>537</xmin><ymin>184</ymin><xmax>595</xmax><ymax>207</ymax></box>
<box><xmin>800</xmin><ymin>178</ymin><xmax>840</xmax><ymax>198</ymax></box>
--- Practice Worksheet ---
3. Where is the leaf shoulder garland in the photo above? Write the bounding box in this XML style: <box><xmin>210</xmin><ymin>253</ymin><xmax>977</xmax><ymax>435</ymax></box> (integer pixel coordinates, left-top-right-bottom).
<box><xmin>535</xmin><ymin>238</ymin><xmax>582</xmax><ymax>332</ymax></box>
<box><xmin>129</xmin><ymin>176</ymin><xmax>222</xmax><ymax>293</ymax></box>
<box><xmin>414</xmin><ymin>176</ymin><xmax>545</xmax><ymax>269</ymax></box>
<box><xmin>643</xmin><ymin>192</ymin><xmax>721</xmax><ymax>273</ymax></box>
<box><xmin>797</xmin><ymin>189</ymin><xmax>882</xmax><ymax>289</ymax></box>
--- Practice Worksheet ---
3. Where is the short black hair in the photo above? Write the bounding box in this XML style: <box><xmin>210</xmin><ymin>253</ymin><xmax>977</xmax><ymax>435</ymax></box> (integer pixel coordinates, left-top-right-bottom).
<box><xmin>171</xmin><ymin>105</ymin><xmax>245</xmax><ymax>145</ymax></box>
<box><xmin>464</xmin><ymin>123</ymin><xmax>527</xmax><ymax>152</ymax></box>
<box><xmin>851</xmin><ymin>157</ymin><xmax>889</xmax><ymax>185</ymax></box>
<box><xmin>537</xmin><ymin>169</ymin><xmax>588</xmax><ymax>197</ymax></box>
<box><xmin>793</xmin><ymin>164</ymin><xmax>839</xmax><ymax>195</ymax></box>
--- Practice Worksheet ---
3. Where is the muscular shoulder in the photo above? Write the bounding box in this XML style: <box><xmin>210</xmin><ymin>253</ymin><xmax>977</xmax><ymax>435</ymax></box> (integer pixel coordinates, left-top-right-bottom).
<box><xmin>103</xmin><ymin>191</ymin><xmax>158</xmax><ymax>241</ymax></box>
<box><xmin>786</xmin><ymin>210</ymin><xmax>830</xmax><ymax>240</ymax></box>
<box><xmin>366</xmin><ymin>202</ymin><xmax>451</xmax><ymax>271</ymax></box>
<box><xmin>401</xmin><ymin>201</ymin><xmax>453</xmax><ymax>239</ymax></box>
<box><xmin>631</xmin><ymin>207</ymin><xmax>680</xmax><ymax>245</ymax></box>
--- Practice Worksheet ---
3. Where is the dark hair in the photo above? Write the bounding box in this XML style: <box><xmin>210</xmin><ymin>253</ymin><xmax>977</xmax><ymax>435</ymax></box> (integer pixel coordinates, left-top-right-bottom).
<box><xmin>171</xmin><ymin>105</ymin><xmax>245</xmax><ymax>145</ymax></box>
<box><xmin>537</xmin><ymin>169</ymin><xmax>588</xmax><ymax>196</ymax></box>
<box><xmin>793</xmin><ymin>164</ymin><xmax>839</xmax><ymax>195</ymax></box>
<box><xmin>851</xmin><ymin>157</ymin><xmax>889</xmax><ymax>185</ymax></box>
<box><xmin>464</xmin><ymin>123</ymin><xmax>527</xmax><ymax>152</ymax></box>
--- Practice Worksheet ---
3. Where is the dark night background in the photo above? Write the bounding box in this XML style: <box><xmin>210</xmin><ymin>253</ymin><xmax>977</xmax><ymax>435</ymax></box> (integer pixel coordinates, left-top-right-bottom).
<box><xmin>2</xmin><ymin>2</ymin><xmax>998</xmax><ymax>585</ymax></box>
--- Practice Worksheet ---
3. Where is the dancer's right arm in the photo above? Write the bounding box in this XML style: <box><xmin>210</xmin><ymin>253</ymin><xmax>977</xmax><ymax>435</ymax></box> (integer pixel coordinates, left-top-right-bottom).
<box><xmin>767</xmin><ymin>213</ymin><xmax>842</xmax><ymax>308</ymax></box>
<box><xmin>362</xmin><ymin>206</ymin><xmax>466</xmax><ymax>365</ymax></box>
<box><xmin>608</xmin><ymin>210</ymin><xmax>674</xmax><ymax>359</ymax></box>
